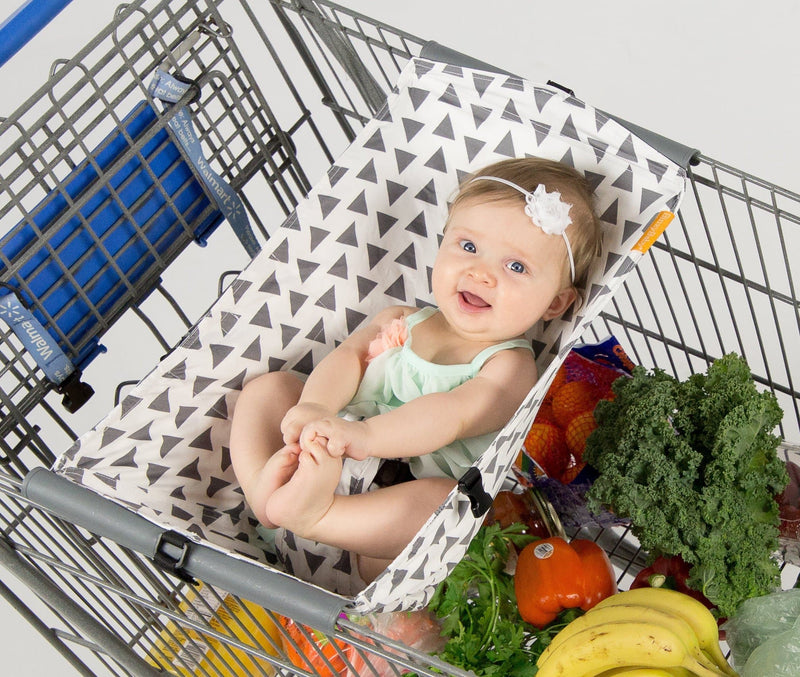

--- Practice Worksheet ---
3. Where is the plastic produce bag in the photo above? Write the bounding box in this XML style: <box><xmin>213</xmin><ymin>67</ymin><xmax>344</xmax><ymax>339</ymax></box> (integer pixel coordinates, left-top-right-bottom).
<box><xmin>515</xmin><ymin>336</ymin><xmax>634</xmax><ymax>529</ymax></box>
<box><xmin>343</xmin><ymin>609</ymin><xmax>445</xmax><ymax>677</ymax></box>
<box><xmin>722</xmin><ymin>589</ymin><xmax>800</xmax><ymax>675</ymax></box>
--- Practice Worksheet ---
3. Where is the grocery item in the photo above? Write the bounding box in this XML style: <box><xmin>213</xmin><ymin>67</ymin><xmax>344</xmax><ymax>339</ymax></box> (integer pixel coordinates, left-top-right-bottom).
<box><xmin>536</xmin><ymin>620</ymin><xmax>723</xmax><ymax>677</ymax></box>
<box><xmin>584</xmin><ymin>353</ymin><xmax>788</xmax><ymax>618</ymax></box>
<box><xmin>593</xmin><ymin>588</ymin><xmax>735</xmax><ymax>676</ymax></box>
<box><xmin>147</xmin><ymin>582</ymin><xmax>281</xmax><ymax>676</ymax></box>
<box><xmin>778</xmin><ymin>457</ymin><xmax>800</xmax><ymax>565</ymax></box>
<box><xmin>484</xmin><ymin>489</ymin><xmax>552</xmax><ymax>538</ymax></box>
<box><xmin>723</xmin><ymin>588</ymin><xmax>800</xmax><ymax>676</ymax></box>
<box><xmin>514</xmin><ymin>536</ymin><xmax>617</xmax><ymax>627</ymax></box>
<box><xmin>630</xmin><ymin>554</ymin><xmax>715</xmax><ymax>609</ymax></box>
<box><xmin>278</xmin><ymin>615</ymin><xmax>350</xmax><ymax>677</ymax></box>
<box><xmin>537</xmin><ymin>588</ymin><xmax>736</xmax><ymax>677</ymax></box>
<box><xmin>516</xmin><ymin>338</ymin><xmax>631</xmax><ymax>486</ymax></box>
<box><xmin>426</xmin><ymin>523</ymin><xmax>568</xmax><ymax>676</ymax></box>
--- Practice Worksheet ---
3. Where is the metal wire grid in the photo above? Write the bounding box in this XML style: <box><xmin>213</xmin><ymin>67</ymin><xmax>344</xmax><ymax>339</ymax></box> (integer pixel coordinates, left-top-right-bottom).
<box><xmin>175</xmin><ymin>0</ymin><xmax>800</xmax><ymax>449</ymax></box>
<box><xmin>0</xmin><ymin>5</ymin><xmax>454</xmax><ymax>672</ymax></box>
<box><xmin>266</xmin><ymin>0</ymin><xmax>426</xmax><ymax>127</ymax></box>
<box><xmin>0</xmin><ymin>0</ymin><xmax>312</xmax><ymax>433</ymax></box>
<box><xmin>0</xmin><ymin>473</ymin><xmax>481</xmax><ymax>676</ymax></box>
<box><xmin>584</xmin><ymin>154</ymin><xmax>800</xmax><ymax>444</ymax></box>
<box><xmin>0</xmin><ymin>459</ymin><xmax>664</xmax><ymax>677</ymax></box>
<box><xmin>0</xmin><ymin>0</ymin><xmax>428</xmax><ymax>448</ymax></box>
<box><xmin>0</xmin><ymin>0</ymin><xmax>797</xmax><ymax>675</ymax></box>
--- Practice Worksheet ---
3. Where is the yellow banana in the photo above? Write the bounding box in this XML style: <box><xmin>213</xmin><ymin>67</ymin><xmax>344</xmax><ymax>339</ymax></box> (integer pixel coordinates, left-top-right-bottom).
<box><xmin>534</xmin><ymin>620</ymin><xmax>726</xmax><ymax>677</ymax></box>
<box><xmin>539</xmin><ymin>604</ymin><xmax>722</xmax><ymax>674</ymax></box>
<box><xmin>596</xmin><ymin>668</ymin><xmax>694</xmax><ymax>676</ymax></box>
<box><xmin>592</xmin><ymin>588</ymin><xmax>735</xmax><ymax>676</ymax></box>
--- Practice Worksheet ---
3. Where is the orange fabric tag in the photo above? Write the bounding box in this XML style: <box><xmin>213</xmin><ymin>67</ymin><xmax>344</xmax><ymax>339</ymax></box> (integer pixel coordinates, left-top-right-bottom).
<box><xmin>632</xmin><ymin>211</ymin><xmax>674</xmax><ymax>254</ymax></box>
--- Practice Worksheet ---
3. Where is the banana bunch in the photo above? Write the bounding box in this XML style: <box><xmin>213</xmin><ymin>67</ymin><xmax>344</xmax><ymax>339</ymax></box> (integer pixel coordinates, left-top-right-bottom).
<box><xmin>535</xmin><ymin>587</ymin><xmax>738</xmax><ymax>677</ymax></box>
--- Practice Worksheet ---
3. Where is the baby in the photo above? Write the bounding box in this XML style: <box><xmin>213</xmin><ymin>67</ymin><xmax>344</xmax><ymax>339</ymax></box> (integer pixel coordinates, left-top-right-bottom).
<box><xmin>230</xmin><ymin>157</ymin><xmax>601</xmax><ymax>584</ymax></box>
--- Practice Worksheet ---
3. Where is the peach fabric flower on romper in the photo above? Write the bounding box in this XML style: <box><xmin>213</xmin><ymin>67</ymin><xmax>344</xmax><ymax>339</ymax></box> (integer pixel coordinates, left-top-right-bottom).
<box><xmin>366</xmin><ymin>317</ymin><xmax>408</xmax><ymax>362</ymax></box>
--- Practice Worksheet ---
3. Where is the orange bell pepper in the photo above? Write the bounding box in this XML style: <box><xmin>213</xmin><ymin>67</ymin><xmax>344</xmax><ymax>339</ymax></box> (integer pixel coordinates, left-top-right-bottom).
<box><xmin>514</xmin><ymin>536</ymin><xmax>617</xmax><ymax>628</ymax></box>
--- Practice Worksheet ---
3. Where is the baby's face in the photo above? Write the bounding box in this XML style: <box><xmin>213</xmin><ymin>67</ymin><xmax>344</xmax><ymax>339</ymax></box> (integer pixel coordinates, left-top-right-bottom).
<box><xmin>432</xmin><ymin>197</ymin><xmax>575</xmax><ymax>343</ymax></box>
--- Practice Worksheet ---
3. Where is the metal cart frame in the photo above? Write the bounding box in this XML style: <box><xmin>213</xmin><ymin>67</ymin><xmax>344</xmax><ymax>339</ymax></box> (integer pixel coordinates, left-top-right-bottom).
<box><xmin>1</xmin><ymin>1</ymin><xmax>798</xmax><ymax>675</ymax></box>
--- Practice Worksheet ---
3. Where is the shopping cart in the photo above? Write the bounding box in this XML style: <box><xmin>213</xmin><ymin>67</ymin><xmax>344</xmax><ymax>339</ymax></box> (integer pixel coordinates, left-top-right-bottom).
<box><xmin>1</xmin><ymin>1</ymin><xmax>798</xmax><ymax>676</ymax></box>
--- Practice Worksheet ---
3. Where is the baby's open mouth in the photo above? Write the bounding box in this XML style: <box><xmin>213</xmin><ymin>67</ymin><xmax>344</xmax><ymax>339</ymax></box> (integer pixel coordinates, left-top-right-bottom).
<box><xmin>459</xmin><ymin>290</ymin><xmax>491</xmax><ymax>309</ymax></box>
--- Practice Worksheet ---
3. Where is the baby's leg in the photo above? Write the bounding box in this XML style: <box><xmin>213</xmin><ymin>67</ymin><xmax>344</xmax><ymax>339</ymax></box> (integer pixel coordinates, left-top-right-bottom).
<box><xmin>229</xmin><ymin>371</ymin><xmax>304</xmax><ymax>527</ymax></box>
<box><xmin>269</xmin><ymin>450</ymin><xmax>455</xmax><ymax>562</ymax></box>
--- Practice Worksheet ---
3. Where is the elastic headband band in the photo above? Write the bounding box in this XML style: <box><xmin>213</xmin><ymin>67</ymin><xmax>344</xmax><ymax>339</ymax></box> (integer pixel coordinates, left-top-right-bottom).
<box><xmin>470</xmin><ymin>176</ymin><xmax>576</xmax><ymax>283</ymax></box>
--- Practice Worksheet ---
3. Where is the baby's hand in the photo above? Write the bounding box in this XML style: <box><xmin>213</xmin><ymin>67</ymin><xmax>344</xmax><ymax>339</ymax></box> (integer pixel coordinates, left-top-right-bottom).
<box><xmin>281</xmin><ymin>402</ymin><xmax>334</xmax><ymax>445</ymax></box>
<box><xmin>299</xmin><ymin>417</ymin><xmax>370</xmax><ymax>461</ymax></box>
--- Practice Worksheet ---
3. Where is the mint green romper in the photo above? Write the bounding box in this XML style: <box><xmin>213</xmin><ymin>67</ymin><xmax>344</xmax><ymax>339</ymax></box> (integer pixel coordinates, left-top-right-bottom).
<box><xmin>341</xmin><ymin>306</ymin><xmax>534</xmax><ymax>480</ymax></box>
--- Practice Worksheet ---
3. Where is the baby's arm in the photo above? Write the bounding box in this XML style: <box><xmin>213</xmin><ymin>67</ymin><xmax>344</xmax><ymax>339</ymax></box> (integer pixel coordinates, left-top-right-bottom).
<box><xmin>281</xmin><ymin>305</ymin><xmax>413</xmax><ymax>444</ymax></box>
<box><xmin>301</xmin><ymin>347</ymin><xmax>538</xmax><ymax>460</ymax></box>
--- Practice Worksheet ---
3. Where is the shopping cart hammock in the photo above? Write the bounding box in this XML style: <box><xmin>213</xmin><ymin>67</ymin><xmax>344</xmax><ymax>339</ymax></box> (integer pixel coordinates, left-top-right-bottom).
<box><xmin>52</xmin><ymin>58</ymin><xmax>685</xmax><ymax>614</ymax></box>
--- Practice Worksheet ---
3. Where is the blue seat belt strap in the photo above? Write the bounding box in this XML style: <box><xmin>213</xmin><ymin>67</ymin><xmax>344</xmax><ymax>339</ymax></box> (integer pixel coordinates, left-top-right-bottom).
<box><xmin>147</xmin><ymin>69</ymin><xmax>260</xmax><ymax>258</ymax></box>
<box><xmin>0</xmin><ymin>290</ymin><xmax>94</xmax><ymax>412</ymax></box>
<box><xmin>0</xmin><ymin>291</ymin><xmax>74</xmax><ymax>384</ymax></box>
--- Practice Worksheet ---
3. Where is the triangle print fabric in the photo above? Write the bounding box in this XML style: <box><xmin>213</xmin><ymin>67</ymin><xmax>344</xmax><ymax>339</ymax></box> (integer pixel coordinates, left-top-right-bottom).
<box><xmin>54</xmin><ymin>58</ymin><xmax>685</xmax><ymax>613</ymax></box>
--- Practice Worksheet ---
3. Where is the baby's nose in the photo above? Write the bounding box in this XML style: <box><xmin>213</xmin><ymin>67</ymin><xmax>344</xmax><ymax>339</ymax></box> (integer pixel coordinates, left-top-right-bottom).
<box><xmin>468</xmin><ymin>264</ymin><xmax>496</xmax><ymax>285</ymax></box>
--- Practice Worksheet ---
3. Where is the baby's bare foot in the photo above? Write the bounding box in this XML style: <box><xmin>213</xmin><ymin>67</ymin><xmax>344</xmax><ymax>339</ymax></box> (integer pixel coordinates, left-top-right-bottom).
<box><xmin>266</xmin><ymin>441</ymin><xmax>342</xmax><ymax>538</ymax></box>
<box><xmin>256</xmin><ymin>445</ymin><xmax>300</xmax><ymax>528</ymax></box>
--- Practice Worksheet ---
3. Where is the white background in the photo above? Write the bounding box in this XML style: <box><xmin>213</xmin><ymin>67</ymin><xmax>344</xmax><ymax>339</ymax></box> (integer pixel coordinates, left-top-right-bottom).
<box><xmin>0</xmin><ymin>0</ymin><xmax>798</xmax><ymax>674</ymax></box>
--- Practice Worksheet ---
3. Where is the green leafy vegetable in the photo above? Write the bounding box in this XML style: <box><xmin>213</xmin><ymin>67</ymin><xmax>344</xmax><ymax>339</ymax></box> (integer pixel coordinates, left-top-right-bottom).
<box><xmin>425</xmin><ymin>522</ymin><xmax>578</xmax><ymax>676</ymax></box>
<box><xmin>584</xmin><ymin>353</ymin><xmax>788</xmax><ymax>617</ymax></box>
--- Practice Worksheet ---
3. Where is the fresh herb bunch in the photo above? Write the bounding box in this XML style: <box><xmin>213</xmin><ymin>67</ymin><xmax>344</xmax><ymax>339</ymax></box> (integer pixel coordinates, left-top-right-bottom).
<box><xmin>584</xmin><ymin>353</ymin><xmax>788</xmax><ymax>617</ymax></box>
<box><xmin>426</xmin><ymin>522</ymin><xmax>579</xmax><ymax>676</ymax></box>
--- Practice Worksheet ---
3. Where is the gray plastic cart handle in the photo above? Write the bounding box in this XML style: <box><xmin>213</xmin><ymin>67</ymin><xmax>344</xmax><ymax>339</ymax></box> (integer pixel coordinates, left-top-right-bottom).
<box><xmin>22</xmin><ymin>468</ymin><xmax>346</xmax><ymax>632</ymax></box>
<box><xmin>420</xmin><ymin>41</ymin><xmax>700</xmax><ymax>170</ymax></box>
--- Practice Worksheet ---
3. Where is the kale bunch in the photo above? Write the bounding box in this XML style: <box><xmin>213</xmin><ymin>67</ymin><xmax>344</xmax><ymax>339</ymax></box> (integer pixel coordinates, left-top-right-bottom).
<box><xmin>584</xmin><ymin>353</ymin><xmax>788</xmax><ymax>618</ymax></box>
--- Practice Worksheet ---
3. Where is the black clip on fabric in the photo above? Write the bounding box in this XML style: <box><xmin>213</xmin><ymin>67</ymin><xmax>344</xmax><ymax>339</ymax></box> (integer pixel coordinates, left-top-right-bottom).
<box><xmin>153</xmin><ymin>529</ymin><xmax>198</xmax><ymax>585</ymax></box>
<box><xmin>56</xmin><ymin>371</ymin><xmax>95</xmax><ymax>413</ymax></box>
<box><xmin>457</xmin><ymin>467</ymin><xmax>494</xmax><ymax>518</ymax></box>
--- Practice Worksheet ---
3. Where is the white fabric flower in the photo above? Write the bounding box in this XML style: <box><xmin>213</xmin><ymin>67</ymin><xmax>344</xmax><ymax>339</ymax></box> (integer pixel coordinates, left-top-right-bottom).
<box><xmin>469</xmin><ymin>175</ymin><xmax>577</xmax><ymax>282</ymax></box>
<box><xmin>523</xmin><ymin>184</ymin><xmax>573</xmax><ymax>235</ymax></box>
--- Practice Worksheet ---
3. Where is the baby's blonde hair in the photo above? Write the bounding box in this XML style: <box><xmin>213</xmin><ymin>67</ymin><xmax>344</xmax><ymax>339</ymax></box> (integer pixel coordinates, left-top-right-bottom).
<box><xmin>450</xmin><ymin>158</ymin><xmax>602</xmax><ymax>291</ymax></box>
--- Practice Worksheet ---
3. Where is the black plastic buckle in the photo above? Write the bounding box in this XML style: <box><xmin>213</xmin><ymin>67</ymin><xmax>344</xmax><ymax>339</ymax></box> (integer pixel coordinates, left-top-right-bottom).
<box><xmin>56</xmin><ymin>370</ymin><xmax>94</xmax><ymax>413</ymax></box>
<box><xmin>457</xmin><ymin>467</ymin><xmax>494</xmax><ymax>518</ymax></box>
<box><xmin>171</xmin><ymin>73</ymin><xmax>202</xmax><ymax>105</ymax></box>
<box><xmin>154</xmin><ymin>530</ymin><xmax>197</xmax><ymax>584</ymax></box>
<box><xmin>546</xmin><ymin>80</ymin><xmax>576</xmax><ymax>97</ymax></box>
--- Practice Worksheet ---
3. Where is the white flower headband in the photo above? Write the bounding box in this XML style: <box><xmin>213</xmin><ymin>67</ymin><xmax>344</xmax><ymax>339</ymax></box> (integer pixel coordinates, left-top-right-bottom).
<box><xmin>470</xmin><ymin>176</ymin><xmax>575</xmax><ymax>283</ymax></box>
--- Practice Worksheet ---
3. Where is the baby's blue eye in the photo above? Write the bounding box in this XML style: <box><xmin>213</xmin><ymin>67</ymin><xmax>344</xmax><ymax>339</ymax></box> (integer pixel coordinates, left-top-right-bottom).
<box><xmin>460</xmin><ymin>240</ymin><xmax>477</xmax><ymax>253</ymax></box>
<box><xmin>507</xmin><ymin>261</ymin><xmax>526</xmax><ymax>273</ymax></box>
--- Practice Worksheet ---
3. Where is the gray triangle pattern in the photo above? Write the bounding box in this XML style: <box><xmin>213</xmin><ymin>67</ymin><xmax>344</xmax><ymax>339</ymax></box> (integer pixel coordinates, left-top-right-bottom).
<box><xmin>395</xmin><ymin>149</ymin><xmax>416</xmax><ymax>174</ymax></box>
<box><xmin>377</xmin><ymin>212</ymin><xmax>398</xmax><ymax>237</ymax></box>
<box><xmin>533</xmin><ymin>121</ymin><xmax>550</xmax><ymax>147</ymax></box>
<box><xmin>120</xmin><ymin>395</ymin><xmax>143</xmax><ymax>417</ymax></box>
<box><xmin>336</xmin><ymin>223</ymin><xmax>358</xmax><ymax>247</ymax></box>
<box><xmin>54</xmin><ymin>57</ymin><xmax>686</xmax><ymax>613</ymax></box>
<box><xmin>315</xmin><ymin>286</ymin><xmax>336</xmax><ymax>311</ymax></box>
<box><xmin>163</xmin><ymin>360</ymin><xmax>186</xmax><ymax>380</ymax></box>
<box><xmin>464</xmin><ymin>136</ymin><xmax>486</xmax><ymax>162</ymax></box>
<box><xmin>438</xmin><ymin>83</ymin><xmax>460</xmax><ymax>107</ymax></box>
<box><xmin>310</xmin><ymin>226</ymin><xmax>329</xmax><ymax>251</ymax></box>
<box><xmin>470</xmin><ymin>103</ymin><xmax>492</xmax><ymax>129</ymax></box>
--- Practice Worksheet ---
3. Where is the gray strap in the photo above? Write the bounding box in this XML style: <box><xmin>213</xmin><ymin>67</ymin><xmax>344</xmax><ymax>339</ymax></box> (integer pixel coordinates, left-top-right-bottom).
<box><xmin>295</xmin><ymin>0</ymin><xmax>386</xmax><ymax>113</ymax></box>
